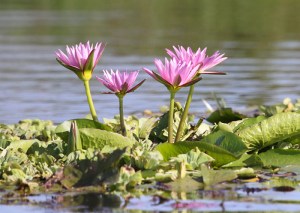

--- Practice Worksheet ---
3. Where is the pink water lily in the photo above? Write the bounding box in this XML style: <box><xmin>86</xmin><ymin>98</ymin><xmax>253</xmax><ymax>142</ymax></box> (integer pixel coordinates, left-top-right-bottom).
<box><xmin>166</xmin><ymin>46</ymin><xmax>227</xmax><ymax>142</ymax></box>
<box><xmin>56</xmin><ymin>41</ymin><xmax>105</xmax><ymax>81</ymax></box>
<box><xmin>143</xmin><ymin>58</ymin><xmax>201</xmax><ymax>92</ymax></box>
<box><xmin>96</xmin><ymin>70</ymin><xmax>145</xmax><ymax>96</ymax></box>
<box><xmin>97</xmin><ymin>70</ymin><xmax>145</xmax><ymax>136</ymax></box>
<box><xmin>55</xmin><ymin>41</ymin><xmax>105</xmax><ymax>121</ymax></box>
<box><xmin>166</xmin><ymin>46</ymin><xmax>227</xmax><ymax>74</ymax></box>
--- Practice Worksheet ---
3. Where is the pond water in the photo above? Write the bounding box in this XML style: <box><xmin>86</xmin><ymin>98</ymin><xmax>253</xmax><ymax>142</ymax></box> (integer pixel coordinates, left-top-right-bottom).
<box><xmin>0</xmin><ymin>2</ymin><xmax>300</xmax><ymax>211</ymax></box>
<box><xmin>2</xmin><ymin>183</ymin><xmax>300</xmax><ymax>212</ymax></box>
<box><xmin>0</xmin><ymin>0</ymin><xmax>300</xmax><ymax>124</ymax></box>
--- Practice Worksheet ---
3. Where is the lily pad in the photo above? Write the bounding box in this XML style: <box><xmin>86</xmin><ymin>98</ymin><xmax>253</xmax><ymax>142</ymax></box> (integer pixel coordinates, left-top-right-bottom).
<box><xmin>206</xmin><ymin>108</ymin><xmax>246</xmax><ymax>124</ymax></box>
<box><xmin>201</xmin><ymin>164</ymin><xmax>237</xmax><ymax>186</ymax></box>
<box><xmin>79</xmin><ymin>128</ymin><xmax>134</xmax><ymax>149</ymax></box>
<box><xmin>259</xmin><ymin>149</ymin><xmax>300</xmax><ymax>167</ymax></box>
<box><xmin>236</xmin><ymin>112</ymin><xmax>300</xmax><ymax>151</ymax></box>
<box><xmin>155</xmin><ymin>141</ymin><xmax>238</xmax><ymax>167</ymax></box>
<box><xmin>55</xmin><ymin>119</ymin><xmax>111</xmax><ymax>142</ymax></box>
<box><xmin>201</xmin><ymin>130</ymin><xmax>247</xmax><ymax>157</ymax></box>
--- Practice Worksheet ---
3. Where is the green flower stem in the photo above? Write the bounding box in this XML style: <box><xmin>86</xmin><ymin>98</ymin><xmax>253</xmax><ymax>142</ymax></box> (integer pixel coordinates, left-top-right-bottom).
<box><xmin>83</xmin><ymin>80</ymin><xmax>98</xmax><ymax>122</ymax></box>
<box><xmin>168</xmin><ymin>91</ymin><xmax>176</xmax><ymax>143</ymax></box>
<box><xmin>118</xmin><ymin>95</ymin><xmax>127</xmax><ymax>136</ymax></box>
<box><xmin>175</xmin><ymin>84</ymin><xmax>195</xmax><ymax>142</ymax></box>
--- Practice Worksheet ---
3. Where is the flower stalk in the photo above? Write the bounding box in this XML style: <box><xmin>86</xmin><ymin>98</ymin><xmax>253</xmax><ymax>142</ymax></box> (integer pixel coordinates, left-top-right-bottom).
<box><xmin>83</xmin><ymin>80</ymin><xmax>98</xmax><ymax>121</ymax></box>
<box><xmin>118</xmin><ymin>95</ymin><xmax>127</xmax><ymax>136</ymax></box>
<box><xmin>175</xmin><ymin>84</ymin><xmax>194</xmax><ymax>142</ymax></box>
<box><xmin>165</xmin><ymin>46</ymin><xmax>227</xmax><ymax>141</ymax></box>
<box><xmin>168</xmin><ymin>91</ymin><xmax>176</xmax><ymax>143</ymax></box>
<box><xmin>56</xmin><ymin>41</ymin><xmax>105</xmax><ymax>121</ymax></box>
<box><xmin>97</xmin><ymin>70</ymin><xmax>145</xmax><ymax>136</ymax></box>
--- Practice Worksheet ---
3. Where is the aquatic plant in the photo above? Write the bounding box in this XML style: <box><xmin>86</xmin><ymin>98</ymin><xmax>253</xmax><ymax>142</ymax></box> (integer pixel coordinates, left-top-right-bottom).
<box><xmin>96</xmin><ymin>70</ymin><xmax>145</xmax><ymax>136</ymax></box>
<box><xmin>1</xmin><ymin>42</ymin><xmax>300</xmax><ymax>211</ymax></box>
<box><xmin>144</xmin><ymin>58</ymin><xmax>201</xmax><ymax>143</ymax></box>
<box><xmin>56</xmin><ymin>41</ymin><xmax>106</xmax><ymax>121</ymax></box>
<box><xmin>166</xmin><ymin>46</ymin><xmax>227</xmax><ymax>142</ymax></box>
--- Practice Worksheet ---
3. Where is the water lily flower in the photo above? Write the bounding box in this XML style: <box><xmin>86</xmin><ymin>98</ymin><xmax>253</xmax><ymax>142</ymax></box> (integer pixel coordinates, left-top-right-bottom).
<box><xmin>144</xmin><ymin>58</ymin><xmax>202</xmax><ymax>93</ymax></box>
<box><xmin>96</xmin><ymin>70</ymin><xmax>145</xmax><ymax>96</ymax></box>
<box><xmin>55</xmin><ymin>41</ymin><xmax>105</xmax><ymax>81</ymax></box>
<box><xmin>97</xmin><ymin>70</ymin><xmax>145</xmax><ymax>136</ymax></box>
<box><xmin>166</xmin><ymin>45</ymin><xmax>227</xmax><ymax>74</ymax></box>
<box><xmin>166</xmin><ymin>46</ymin><xmax>227</xmax><ymax>142</ymax></box>
<box><xmin>144</xmin><ymin>58</ymin><xmax>201</xmax><ymax>143</ymax></box>
<box><xmin>55</xmin><ymin>41</ymin><xmax>106</xmax><ymax>121</ymax></box>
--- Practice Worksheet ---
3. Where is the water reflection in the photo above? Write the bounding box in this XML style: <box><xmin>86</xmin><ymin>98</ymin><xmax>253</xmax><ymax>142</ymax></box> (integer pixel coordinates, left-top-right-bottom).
<box><xmin>0</xmin><ymin>0</ymin><xmax>299</xmax><ymax>124</ymax></box>
<box><xmin>53</xmin><ymin>193</ymin><xmax>123</xmax><ymax>212</ymax></box>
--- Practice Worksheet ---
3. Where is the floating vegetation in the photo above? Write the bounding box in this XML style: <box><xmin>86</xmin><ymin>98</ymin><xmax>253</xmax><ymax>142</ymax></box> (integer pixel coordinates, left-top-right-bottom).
<box><xmin>1</xmin><ymin>42</ymin><xmax>300</xmax><ymax>211</ymax></box>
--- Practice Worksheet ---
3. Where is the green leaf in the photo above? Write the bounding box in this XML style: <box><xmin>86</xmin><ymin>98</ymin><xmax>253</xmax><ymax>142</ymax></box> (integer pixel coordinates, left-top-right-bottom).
<box><xmin>171</xmin><ymin>147</ymin><xmax>214</xmax><ymax>170</ymax></box>
<box><xmin>6</xmin><ymin>139</ymin><xmax>38</xmax><ymax>153</ymax></box>
<box><xmin>149</xmin><ymin>111</ymin><xmax>169</xmax><ymax>142</ymax></box>
<box><xmin>55</xmin><ymin>119</ymin><xmax>111</xmax><ymax>142</ymax></box>
<box><xmin>166</xmin><ymin>176</ymin><xmax>203</xmax><ymax>192</ymax></box>
<box><xmin>236</xmin><ymin>112</ymin><xmax>300</xmax><ymax>151</ymax></box>
<box><xmin>206</xmin><ymin>108</ymin><xmax>246</xmax><ymax>124</ymax></box>
<box><xmin>155</xmin><ymin>141</ymin><xmax>238</xmax><ymax>167</ymax></box>
<box><xmin>201</xmin><ymin>130</ymin><xmax>247</xmax><ymax>157</ymax></box>
<box><xmin>259</xmin><ymin>149</ymin><xmax>300</xmax><ymax>167</ymax></box>
<box><xmin>201</xmin><ymin>164</ymin><xmax>237</xmax><ymax>186</ymax></box>
<box><xmin>138</xmin><ymin>117</ymin><xmax>158</xmax><ymax>139</ymax></box>
<box><xmin>233</xmin><ymin>115</ymin><xmax>266</xmax><ymax>132</ymax></box>
<box><xmin>79</xmin><ymin>128</ymin><xmax>134</xmax><ymax>149</ymax></box>
<box><xmin>222</xmin><ymin>153</ymin><xmax>263</xmax><ymax>168</ymax></box>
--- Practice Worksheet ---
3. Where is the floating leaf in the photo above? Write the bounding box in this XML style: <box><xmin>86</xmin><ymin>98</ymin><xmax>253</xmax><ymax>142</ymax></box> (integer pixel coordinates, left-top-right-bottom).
<box><xmin>259</xmin><ymin>149</ymin><xmax>300</xmax><ymax>167</ymax></box>
<box><xmin>155</xmin><ymin>141</ymin><xmax>238</xmax><ymax>167</ymax></box>
<box><xmin>55</xmin><ymin>119</ymin><xmax>111</xmax><ymax>142</ymax></box>
<box><xmin>170</xmin><ymin>147</ymin><xmax>214</xmax><ymax>170</ymax></box>
<box><xmin>201</xmin><ymin>164</ymin><xmax>237</xmax><ymax>186</ymax></box>
<box><xmin>233</xmin><ymin>115</ymin><xmax>266</xmax><ymax>132</ymax></box>
<box><xmin>6</xmin><ymin>139</ymin><xmax>38</xmax><ymax>153</ymax></box>
<box><xmin>166</xmin><ymin>176</ymin><xmax>203</xmax><ymax>192</ymax></box>
<box><xmin>222</xmin><ymin>153</ymin><xmax>263</xmax><ymax>168</ymax></box>
<box><xmin>79</xmin><ymin>128</ymin><xmax>134</xmax><ymax>149</ymax></box>
<box><xmin>236</xmin><ymin>112</ymin><xmax>300</xmax><ymax>151</ymax></box>
<box><xmin>206</xmin><ymin>108</ymin><xmax>246</xmax><ymax>124</ymax></box>
<box><xmin>138</xmin><ymin>117</ymin><xmax>158</xmax><ymax>139</ymax></box>
<box><xmin>201</xmin><ymin>130</ymin><xmax>247</xmax><ymax>157</ymax></box>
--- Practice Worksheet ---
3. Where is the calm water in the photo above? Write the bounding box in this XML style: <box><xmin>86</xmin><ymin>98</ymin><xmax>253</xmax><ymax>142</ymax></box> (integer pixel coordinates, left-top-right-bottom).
<box><xmin>0</xmin><ymin>0</ymin><xmax>300</xmax><ymax>124</ymax></box>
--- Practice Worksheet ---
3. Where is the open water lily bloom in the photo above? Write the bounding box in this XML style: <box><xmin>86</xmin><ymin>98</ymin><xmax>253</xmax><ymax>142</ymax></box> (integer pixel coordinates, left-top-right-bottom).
<box><xmin>166</xmin><ymin>46</ymin><xmax>227</xmax><ymax>75</ymax></box>
<box><xmin>96</xmin><ymin>70</ymin><xmax>145</xmax><ymax>96</ymax></box>
<box><xmin>144</xmin><ymin>58</ymin><xmax>201</xmax><ymax>92</ymax></box>
<box><xmin>97</xmin><ymin>70</ymin><xmax>145</xmax><ymax>136</ymax></box>
<box><xmin>56</xmin><ymin>41</ymin><xmax>105</xmax><ymax>81</ymax></box>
